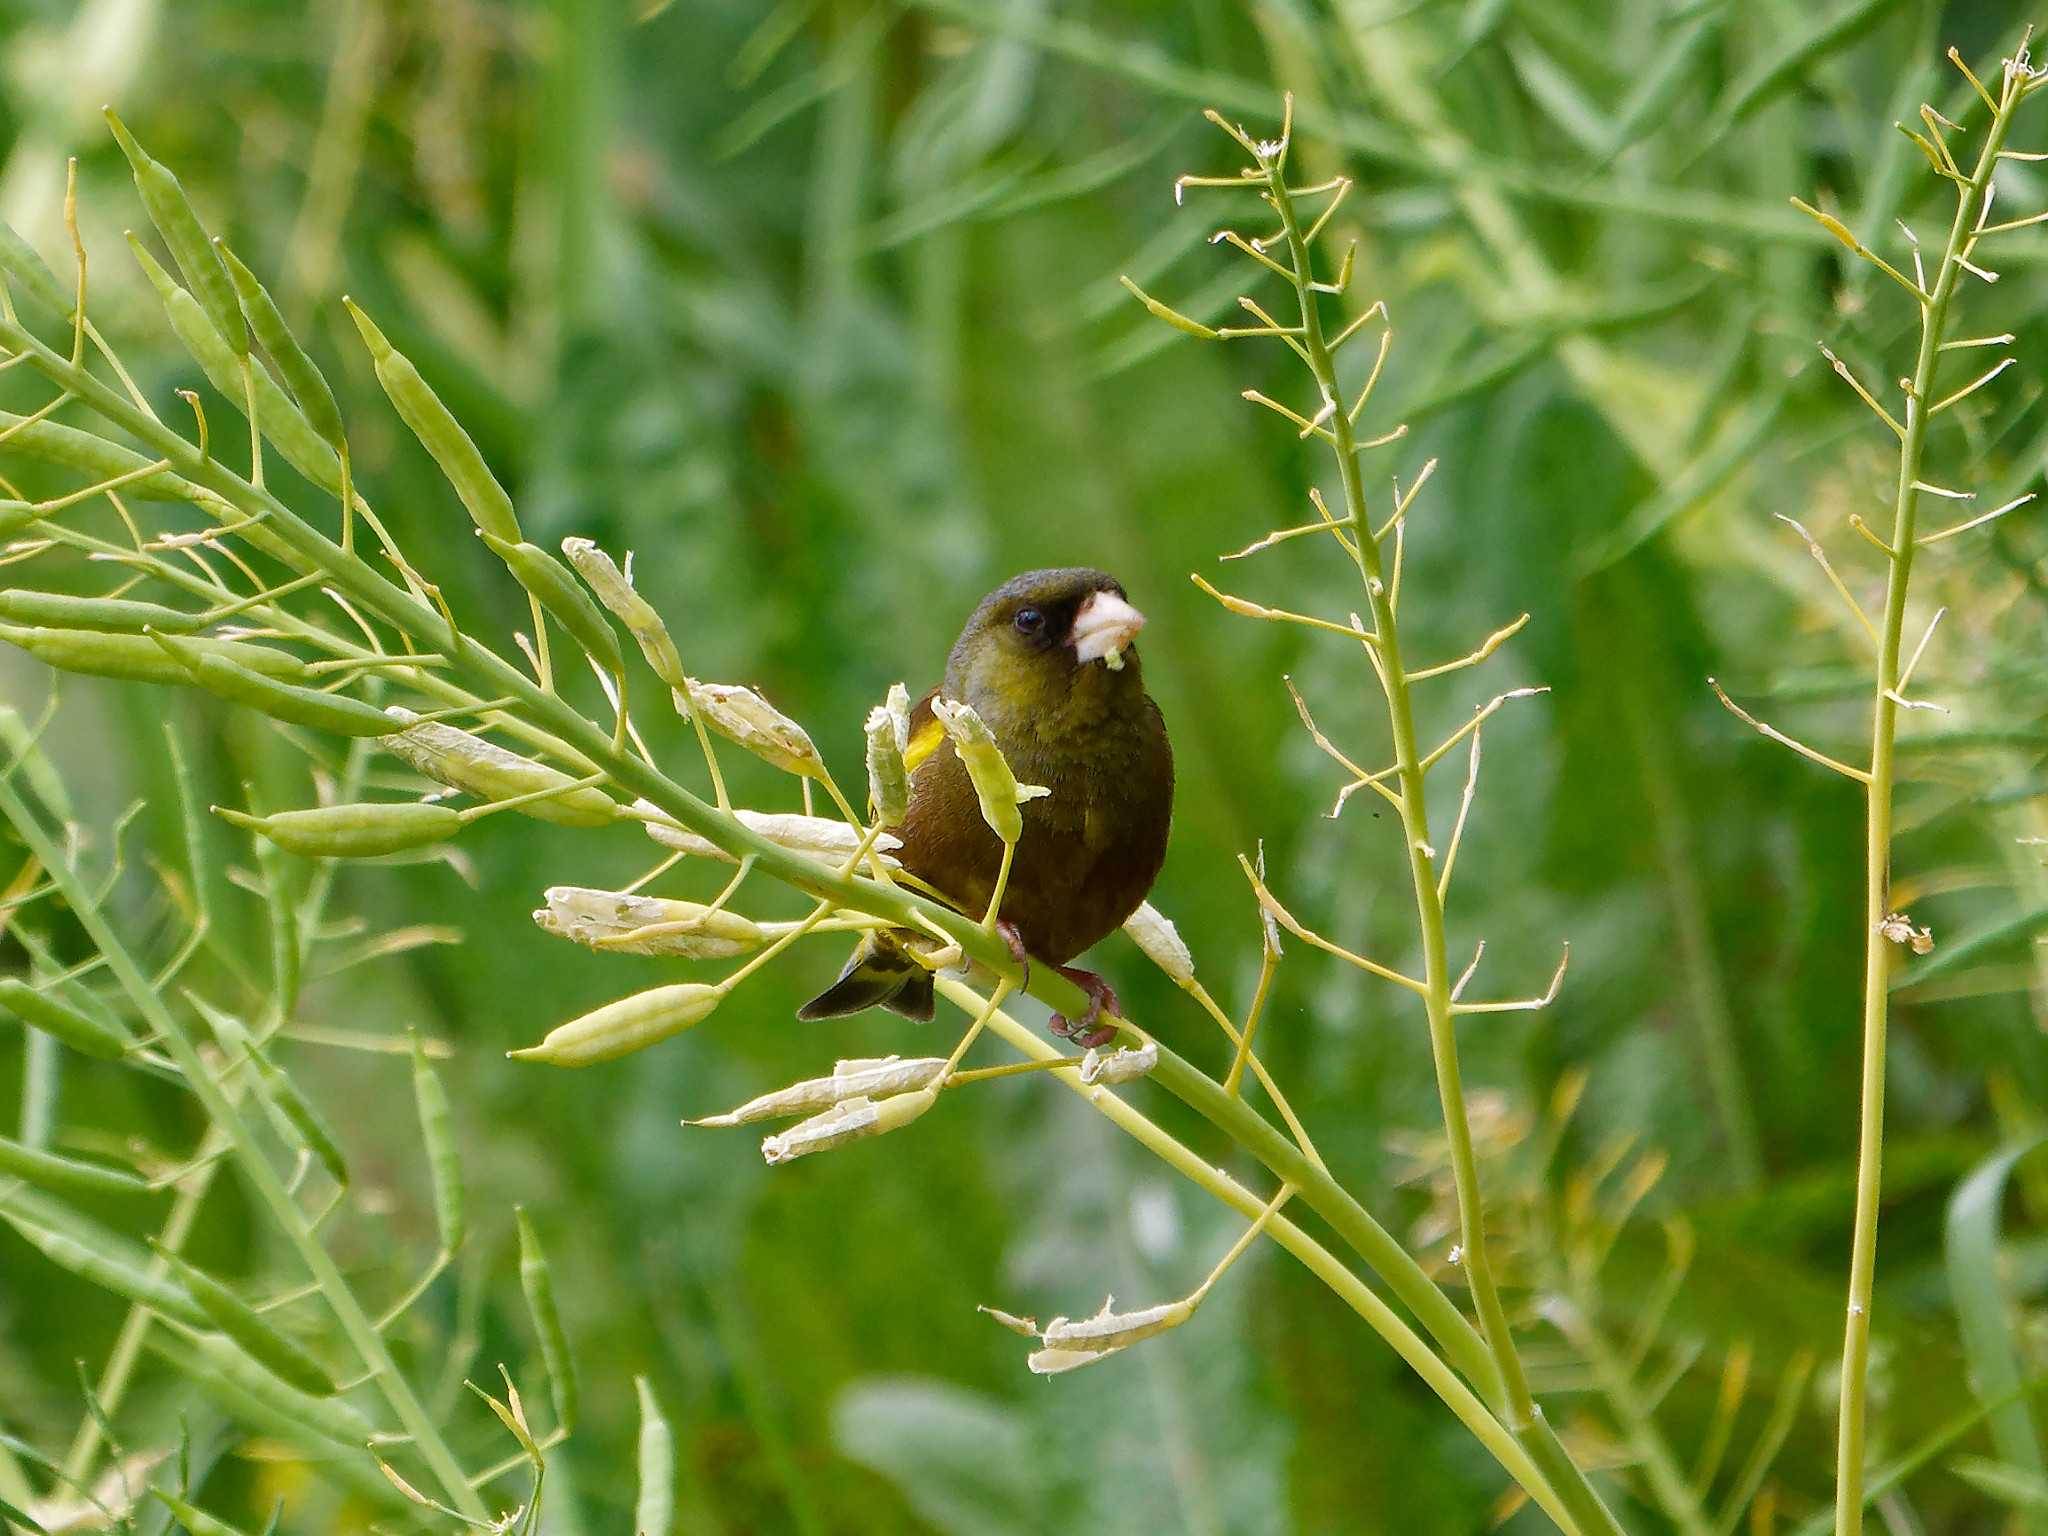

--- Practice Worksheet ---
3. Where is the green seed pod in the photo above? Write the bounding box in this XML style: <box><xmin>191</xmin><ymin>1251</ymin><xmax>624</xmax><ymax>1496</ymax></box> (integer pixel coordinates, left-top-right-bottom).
<box><xmin>127</xmin><ymin>236</ymin><xmax>341</xmax><ymax>494</ymax></box>
<box><xmin>410</xmin><ymin>1031</ymin><xmax>465</xmax><ymax>1254</ymax></box>
<box><xmin>635</xmin><ymin>1377</ymin><xmax>675</xmax><ymax>1536</ymax></box>
<box><xmin>0</xmin><ymin>410</ymin><xmax>201</xmax><ymax>502</ymax></box>
<box><xmin>153</xmin><ymin>1491</ymin><xmax>255</xmax><ymax>1536</ymax></box>
<box><xmin>479</xmin><ymin>531</ymin><xmax>624</xmax><ymax>675</ymax></box>
<box><xmin>105</xmin><ymin>107</ymin><xmax>246</xmax><ymax>354</ymax></box>
<box><xmin>931</xmin><ymin>698</ymin><xmax>1048</xmax><ymax>844</ymax></box>
<box><xmin>211</xmin><ymin>801</ymin><xmax>464</xmax><ymax>859</ymax></box>
<box><xmin>344</xmin><ymin>298</ymin><xmax>519</xmax><ymax>543</ymax></box>
<box><xmin>0</xmin><ymin>1133</ymin><xmax>148</xmax><ymax>1197</ymax></box>
<box><xmin>0</xmin><ymin>219</ymin><xmax>70</xmax><ymax>318</ymax></box>
<box><xmin>516</xmin><ymin>1207</ymin><xmax>579</xmax><ymax>1433</ymax></box>
<box><xmin>146</xmin><ymin>630</ymin><xmax>396</xmax><ymax>735</ymax></box>
<box><xmin>0</xmin><ymin>500</ymin><xmax>39</xmax><ymax>537</ymax></box>
<box><xmin>0</xmin><ymin>976</ymin><xmax>131</xmax><ymax>1058</ymax></box>
<box><xmin>0</xmin><ymin>589</ymin><xmax>207</xmax><ymax>633</ymax></box>
<box><xmin>0</xmin><ymin>1197</ymin><xmax>206</xmax><ymax>1325</ymax></box>
<box><xmin>257</xmin><ymin>1055</ymin><xmax>349</xmax><ymax>1188</ymax></box>
<box><xmin>681</xmin><ymin>679</ymin><xmax>822</xmax><ymax>778</ymax></box>
<box><xmin>383</xmin><ymin>708</ymin><xmax>618</xmax><ymax>827</ymax></box>
<box><xmin>508</xmin><ymin>982</ymin><xmax>722</xmax><ymax>1068</ymax></box>
<box><xmin>154</xmin><ymin>1243</ymin><xmax>335</xmax><ymax>1397</ymax></box>
<box><xmin>215</xmin><ymin>240</ymin><xmax>345</xmax><ymax>449</ymax></box>
<box><xmin>154</xmin><ymin>1328</ymin><xmax>373</xmax><ymax>1449</ymax></box>
<box><xmin>0</xmin><ymin>623</ymin><xmax>308</xmax><ymax>686</ymax></box>
<box><xmin>561</xmin><ymin>538</ymin><xmax>686</xmax><ymax>688</ymax></box>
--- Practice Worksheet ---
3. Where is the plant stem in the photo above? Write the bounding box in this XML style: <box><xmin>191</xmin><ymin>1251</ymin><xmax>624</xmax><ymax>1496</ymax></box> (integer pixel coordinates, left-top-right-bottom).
<box><xmin>1264</xmin><ymin>157</ymin><xmax>1621</xmax><ymax>1536</ymax></box>
<box><xmin>1836</xmin><ymin>54</ymin><xmax>2029</xmax><ymax>1536</ymax></box>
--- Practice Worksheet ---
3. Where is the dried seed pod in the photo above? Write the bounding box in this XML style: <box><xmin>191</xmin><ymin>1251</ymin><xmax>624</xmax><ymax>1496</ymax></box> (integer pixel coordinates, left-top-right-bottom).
<box><xmin>384</xmin><ymin>708</ymin><xmax>619</xmax><ymax>827</ymax></box>
<box><xmin>680</xmin><ymin>680</ymin><xmax>822</xmax><ymax>777</ymax></box>
<box><xmin>480</xmin><ymin>532</ymin><xmax>625</xmax><ymax>675</ymax></box>
<box><xmin>410</xmin><ymin>1032</ymin><xmax>465</xmax><ymax>1254</ymax></box>
<box><xmin>0</xmin><ymin>590</ymin><xmax>207</xmax><ymax>633</ymax></box>
<box><xmin>1027</xmin><ymin>1295</ymin><xmax>1195</xmax><ymax>1373</ymax></box>
<box><xmin>562</xmin><ymin>538</ymin><xmax>686</xmax><ymax>688</ymax></box>
<box><xmin>517</xmin><ymin>1208</ymin><xmax>579</xmax><ymax>1432</ymax></box>
<box><xmin>1123</xmin><ymin>901</ymin><xmax>1194</xmax><ymax>983</ymax></box>
<box><xmin>535</xmin><ymin>886</ymin><xmax>765</xmax><ymax>958</ymax></box>
<box><xmin>509</xmin><ymin>981</ymin><xmax>723</xmax><ymax>1067</ymax></box>
<box><xmin>0</xmin><ymin>976</ymin><xmax>131</xmax><ymax>1059</ymax></box>
<box><xmin>213</xmin><ymin>801</ymin><xmax>463</xmax><ymax>859</ymax></box>
<box><xmin>1</xmin><ymin>623</ymin><xmax>307</xmax><ymax>687</ymax></box>
<box><xmin>154</xmin><ymin>1244</ymin><xmax>335</xmax><ymax>1397</ymax></box>
<box><xmin>344</xmin><ymin>298</ymin><xmax>520</xmax><ymax>542</ymax></box>
<box><xmin>689</xmin><ymin>1055</ymin><xmax>948</xmax><ymax>1126</ymax></box>
<box><xmin>865</xmin><ymin>695</ymin><xmax>910</xmax><ymax>828</ymax></box>
<box><xmin>637</xmin><ymin>805</ymin><xmax>901</xmax><ymax>865</ymax></box>
<box><xmin>106</xmin><ymin>108</ymin><xmax>246</xmax><ymax>353</ymax></box>
<box><xmin>148</xmin><ymin>630</ymin><xmax>396</xmax><ymax>735</ymax></box>
<box><xmin>759</xmin><ymin>1086</ymin><xmax>938</xmax><ymax>1164</ymax></box>
<box><xmin>0</xmin><ymin>1133</ymin><xmax>147</xmax><ymax>1198</ymax></box>
<box><xmin>931</xmin><ymin>698</ymin><xmax>1048</xmax><ymax>843</ymax></box>
<box><xmin>215</xmin><ymin>239</ymin><xmax>346</xmax><ymax>449</ymax></box>
<box><xmin>1079</xmin><ymin>1040</ymin><xmax>1160</xmax><ymax>1086</ymax></box>
<box><xmin>127</xmin><ymin>235</ymin><xmax>341</xmax><ymax>493</ymax></box>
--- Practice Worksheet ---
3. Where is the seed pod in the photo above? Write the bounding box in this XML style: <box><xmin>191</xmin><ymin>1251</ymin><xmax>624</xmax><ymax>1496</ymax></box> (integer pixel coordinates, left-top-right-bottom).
<box><xmin>865</xmin><ymin>693</ymin><xmax>909</xmax><ymax>828</ymax></box>
<box><xmin>155</xmin><ymin>1328</ymin><xmax>373</xmax><ymax>1449</ymax></box>
<box><xmin>0</xmin><ymin>589</ymin><xmax>206</xmax><ymax>633</ymax></box>
<box><xmin>1123</xmin><ymin>902</ymin><xmax>1194</xmax><ymax>983</ymax></box>
<box><xmin>242</xmin><ymin>1042</ymin><xmax>349</xmax><ymax>1189</ymax></box>
<box><xmin>759</xmin><ymin>1086</ymin><xmax>938</xmax><ymax>1165</ymax></box>
<box><xmin>0</xmin><ymin>976</ymin><xmax>131</xmax><ymax>1058</ymax></box>
<box><xmin>0</xmin><ymin>219</ymin><xmax>69</xmax><ymax>318</ymax></box>
<box><xmin>127</xmin><ymin>235</ymin><xmax>342</xmax><ymax>494</ymax></box>
<box><xmin>931</xmin><ymin>698</ymin><xmax>1049</xmax><ymax>844</ymax></box>
<box><xmin>383</xmin><ymin>708</ymin><xmax>618</xmax><ymax>827</ymax></box>
<box><xmin>0</xmin><ymin>623</ymin><xmax>307</xmax><ymax>686</ymax></box>
<box><xmin>410</xmin><ymin>1031</ymin><xmax>465</xmax><ymax>1254</ymax></box>
<box><xmin>212</xmin><ymin>801</ymin><xmax>463</xmax><ymax>859</ymax></box>
<box><xmin>561</xmin><ymin>538</ymin><xmax>685</xmax><ymax>687</ymax></box>
<box><xmin>479</xmin><ymin>531</ymin><xmax>624</xmax><ymax>675</ymax></box>
<box><xmin>0</xmin><ymin>500</ymin><xmax>38</xmax><ymax>537</ymax></box>
<box><xmin>154</xmin><ymin>1244</ymin><xmax>335</xmax><ymax>1397</ymax></box>
<box><xmin>0</xmin><ymin>410</ymin><xmax>202</xmax><ymax>503</ymax></box>
<box><xmin>215</xmin><ymin>240</ymin><xmax>346</xmax><ymax>449</ymax></box>
<box><xmin>516</xmin><ymin>1208</ymin><xmax>579</xmax><ymax>1433</ymax></box>
<box><xmin>681</xmin><ymin>680</ymin><xmax>822</xmax><ymax>778</ymax></box>
<box><xmin>344</xmin><ymin>298</ymin><xmax>519</xmax><ymax>543</ymax></box>
<box><xmin>146</xmin><ymin>629</ymin><xmax>397</xmax><ymax>735</ymax></box>
<box><xmin>689</xmin><ymin>1055</ymin><xmax>947</xmax><ymax>1127</ymax></box>
<box><xmin>0</xmin><ymin>1202</ymin><xmax>205</xmax><ymax>1325</ymax></box>
<box><xmin>535</xmin><ymin>886</ymin><xmax>766</xmax><ymax>959</ymax></box>
<box><xmin>638</xmin><ymin>806</ymin><xmax>900</xmax><ymax>865</ymax></box>
<box><xmin>1028</xmin><ymin>1295</ymin><xmax>1195</xmax><ymax>1374</ymax></box>
<box><xmin>1078</xmin><ymin>1040</ymin><xmax>1159</xmax><ymax>1086</ymax></box>
<box><xmin>153</xmin><ymin>1492</ymin><xmax>254</xmax><ymax>1536</ymax></box>
<box><xmin>0</xmin><ymin>1133</ymin><xmax>147</xmax><ymax>1197</ymax></box>
<box><xmin>105</xmin><ymin>108</ymin><xmax>246</xmax><ymax>354</ymax></box>
<box><xmin>635</xmin><ymin>1377</ymin><xmax>676</xmax><ymax>1536</ymax></box>
<box><xmin>510</xmin><ymin>982</ymin><xmax>722</xmax><ymax>1068</ymax></box>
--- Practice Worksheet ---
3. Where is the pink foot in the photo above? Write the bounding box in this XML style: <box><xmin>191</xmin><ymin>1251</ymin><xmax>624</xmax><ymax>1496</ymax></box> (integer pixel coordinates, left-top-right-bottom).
<box><xmin>1050</xmin><ymin>967</ymin><xmax>1122</xmax><ymax>1050</ymax></box>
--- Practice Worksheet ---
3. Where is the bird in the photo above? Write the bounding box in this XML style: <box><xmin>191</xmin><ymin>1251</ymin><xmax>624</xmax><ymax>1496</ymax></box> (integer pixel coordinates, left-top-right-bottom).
<box><xmin>798</xmin><ymin>568</ymin><xmax>1173</xmax><ymax>1048</ymax></box>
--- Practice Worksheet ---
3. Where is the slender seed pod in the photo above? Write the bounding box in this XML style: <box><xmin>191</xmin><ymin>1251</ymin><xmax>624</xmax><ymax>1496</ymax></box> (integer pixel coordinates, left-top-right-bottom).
<box><xmin>0</xmin><ymin>500</ymin><xmax>38</xmax><ymax>537</ymax></box>
<box><xmin>211</xmin><ymin>801</ymin><xmax>463</xmax><ymax>859</ymax></box>
<box><xmin>0</xmin><ymin>590</ymin><xmax>207</xmax><ymax>633</ymax></box>
<box><xmin>534</xmin><ymin>886</ymin><xmax>766</xmax><ymax>958</ymax></box>
<box><xmin>145</xmin><ymin>631</ymin><xmax>397</xmax><ymax>735</ymax></box>
<box><xmin>759</xmin><ymin>1087</ymin><xmax>938</xmax><ymax>1165</ymax></box>
<box><xmin>561</xmin><ymin>538</ymin><xmax>686</xmax><ymax>687</ymax></box>
<box><xmin>479</xmin><ymin>532</ymin><xmax>625</xmax><ymax>675</ymax></box>
<box><xmin>127</xmin><ymin>236</ymin><xmax>342</xmax><ymax>493</ymax></box>
<box><xmin>0</xmin><ymin>976</ymin><xmax>132</xmax><ymax>1058</ymax></box>
<box><xmin>0</xmin><ymin>624</ymin><xmax>308</xmax><ymax>686</ymax></box>
<box><xmin>638</xmin><ymin>806</ymin><xmax>900</xmax><ymax>866</ymax></box>
<box><xmin>688</xmin><ymin>1056</ymin><xmax>948</xmax><ymax>1127</ymax></box>
<box><xmin>215</xmin><ymin>240</ymin><xmax>345</xmax><ymax>448</ymax></box>
<box><xmin>0</xmin><ymin>219</ymin><xmax>69</xmax><ymax>318</ymax></box>
<box><xmin>383</xmin><ymin>708</ymin><xmax>618</xmax><ymax>827</ymax></box>
<box><xmin>343</xmin><ymin>298</ymin><xmax>519</xmax><ymax>542</ymax></box>
<box><xmin>0</xmin><ymin>1133</ymin><xmax>148</xmax><ymax>1197</ymax></box>
<box><xmin>153</xmin><ymin>1244</ymin><xmax>335</xmax><ymax>1397</ymax></box>
<box><xmin>153</xmin><ymin>1329</ymin><xmax>373</xmax><ymax>1449</ymax></box>
<box><xmin>0</xmin><ymin>1204</ymin><xmax>206</xmax><ymax>1325</ymax></box>
<box><xmin>153</xmin><ymin>1492</ymin><xmax>255</xmax><ymax>1536</ymax></box>
<box><xmin>681</xmin><ymin>680</ymin><xmax>823</xmax><ymax>778</ymax></box>
<box><xmin>104</xmin><ymin>108</ymin><xmax>246</xmax><ymax>354</ymax></box>
<box><xmin>635</xmin><ymin>1377</ymin><xmax>676</xmax><ymax>1536</ymax></box>
<box><xmin>509</xmin><ymin>982</ymin><xmax>722</xmax><ymax>1067</ymax></box>
<box><xmin>0</xmin><ymin>410</ymin><xmax>204</xmax><ymax>502</ymax></box>
<box><xmin>255</xmin><ymin>1053</ymin><xmax>348</xmax><ymax>1188</ymax></box>
<box><xmin>516</xmin><ymin>1207</ymin><xmax>579</xmax><ymax>1433</ymax></box>
<box><xmin>931</xmin><ymin>698</ymin><xmax>1049</xmax><ymax>844</ymax></box>
<box><xmin>410</xmin><ymin>1031</ymin><xmax>465</xmax><ymax>1254</ymax></box>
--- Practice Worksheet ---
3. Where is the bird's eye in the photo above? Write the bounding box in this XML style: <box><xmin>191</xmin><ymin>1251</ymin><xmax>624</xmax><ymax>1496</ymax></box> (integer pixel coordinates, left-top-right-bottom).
<box><xmin>1013</xmin><ymin>607</ymin><xmax>1044</xmax><ymax>635</ymax></box>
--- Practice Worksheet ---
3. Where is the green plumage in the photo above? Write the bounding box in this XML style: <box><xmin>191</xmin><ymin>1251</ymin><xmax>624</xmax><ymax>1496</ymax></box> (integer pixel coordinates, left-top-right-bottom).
<box><xmin>799</xmin><ymin>568</ymin><xmax>1173</xmax><ymax>1022</ymax></box>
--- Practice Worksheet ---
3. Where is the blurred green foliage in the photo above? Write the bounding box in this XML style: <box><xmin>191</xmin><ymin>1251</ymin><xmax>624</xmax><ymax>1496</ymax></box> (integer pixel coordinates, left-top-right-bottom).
<box><xmin>4</xmin><ymin>0</ymin><xmax>2048</xmax><ymax>1530</ymax></box>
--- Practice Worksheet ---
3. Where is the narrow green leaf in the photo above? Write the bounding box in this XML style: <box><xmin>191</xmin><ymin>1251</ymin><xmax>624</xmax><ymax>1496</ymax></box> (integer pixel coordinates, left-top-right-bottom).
<box><xmin>1946</xmin><ymin>1139</ymin><xmax>2048</xmax><ymax>1495</ymax></box>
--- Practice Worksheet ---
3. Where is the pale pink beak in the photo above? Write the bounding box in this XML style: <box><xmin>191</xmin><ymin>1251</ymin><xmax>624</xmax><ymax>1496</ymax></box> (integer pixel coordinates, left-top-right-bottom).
<box><xmin>1069</xmin><ymin>589</ymin><xmax>1146</xmax><ymax>666</ymax></box>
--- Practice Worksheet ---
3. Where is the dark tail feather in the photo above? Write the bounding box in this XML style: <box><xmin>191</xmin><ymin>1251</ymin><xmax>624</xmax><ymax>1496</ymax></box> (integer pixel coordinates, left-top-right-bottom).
<box><xmin>797</xmin><ymin>937</ymin><xmax>936</xmax><ymax>1022</ymax></box>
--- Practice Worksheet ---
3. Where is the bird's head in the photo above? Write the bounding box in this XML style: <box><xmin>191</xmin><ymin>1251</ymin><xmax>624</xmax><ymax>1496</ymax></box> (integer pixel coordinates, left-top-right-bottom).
<box><xmin>944</xmin><ymin>568</ymin><xmax>1150</xmax><ymax>735</ymax></box>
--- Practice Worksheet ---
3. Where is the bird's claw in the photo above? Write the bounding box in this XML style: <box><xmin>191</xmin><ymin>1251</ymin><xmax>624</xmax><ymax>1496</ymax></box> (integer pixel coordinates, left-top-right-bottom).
<box><xmin>993</xmin><ymin>919</ymin><xmax>1030</xmax><ymax>990</ymax></box>
<box><xmin>1049</xmin><ymin>967</ymin><xmax>1122</xmax><ymax>1050</ymax></box>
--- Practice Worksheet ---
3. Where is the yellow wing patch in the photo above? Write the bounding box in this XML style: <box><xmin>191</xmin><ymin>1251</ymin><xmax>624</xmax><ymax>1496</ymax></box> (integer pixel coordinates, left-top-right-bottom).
<box><xmin>904</xmin><ymin>718</ymin><xmax>945</xmax><ymax>773</ymax></box>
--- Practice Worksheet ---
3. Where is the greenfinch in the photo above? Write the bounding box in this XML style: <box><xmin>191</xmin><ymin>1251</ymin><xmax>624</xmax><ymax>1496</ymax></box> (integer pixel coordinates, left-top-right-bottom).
<box><xmin>800</xmin><ymin>568</ymin><xmax>1173</xmax><ymax>1045</ymax></box>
